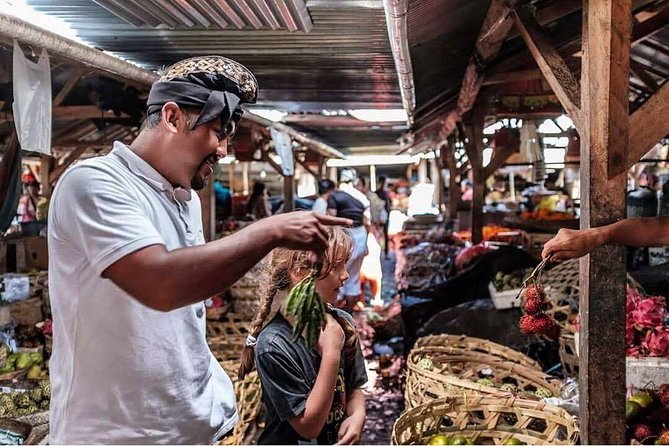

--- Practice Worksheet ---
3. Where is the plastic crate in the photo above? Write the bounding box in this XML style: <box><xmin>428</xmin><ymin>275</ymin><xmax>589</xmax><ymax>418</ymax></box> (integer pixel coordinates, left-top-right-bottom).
<box><xmin>488</xmin><ymin>282</ymin><xmax>521</xmax><ymax>310</ymax></box>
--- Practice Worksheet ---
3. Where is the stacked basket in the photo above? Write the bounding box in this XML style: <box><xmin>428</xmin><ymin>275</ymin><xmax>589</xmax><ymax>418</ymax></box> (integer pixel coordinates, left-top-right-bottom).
<box><xmin>392</xmin><ymin>396</ymin><xmax>579</xmax><ymax>445</ymax></box>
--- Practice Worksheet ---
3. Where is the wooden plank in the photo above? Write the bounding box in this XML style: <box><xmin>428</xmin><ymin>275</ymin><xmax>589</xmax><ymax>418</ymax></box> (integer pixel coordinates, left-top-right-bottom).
<box><xmin>482</xmin><ymin>68</ymin><xmax>543</xmax><ymax>86</ymax></box>
<box><xmin>512</xmin><ymin>6</ymin><xmax>582</xmax><ymax>130</ymax></box>
<box><xmin>52</xmin><ymin>70</ymin><xmax>84</xmax><ymax>107</ymax></box>
<box><xmin>436</xmin><ymin>0</ymin><xmax>519</xmax><ymax>140</ymax></box>
<box><xmin>296</xmin><ymin>158</ymin><xmax>319</xmax><ymax>179</ymax></box>
<box><xmin>578</xmin><ymin>0</ymin><xmax>631</xmax><ymax>443</ymax></box>
<box><xmin>39</xmin><ymin>155</ymin><xmax>53</xmax><ymax>198</ymax></box>
<box><xmin>631</xmin><ymin>2</ymin><xmax>669</xmax><ymax>44</ymax></box>
<box><xmin>49</xmin><ymin>145</ymin><xmax>88</xmax><ymax>185</ymax></box>
<box><xmin>628</xmin><ymin>80</ymin><xmax>669</xmax><ymax>168</ymax></box>
<box><xmin>484</xmin><ymin>144</ymin><xmax>518</xmax><ymax>178</ymax></box>
<box><xmin>630</xmin><ymin>59</ymin><xmax>659</xmax><ymax>91</ymax></box>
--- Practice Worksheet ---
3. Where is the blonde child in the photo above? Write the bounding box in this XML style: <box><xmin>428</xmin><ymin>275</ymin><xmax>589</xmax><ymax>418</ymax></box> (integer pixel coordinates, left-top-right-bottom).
<box><xmin>239</xmin><ymin>227</ymin><xmax>367</xmax><ymax>445</ymax></box>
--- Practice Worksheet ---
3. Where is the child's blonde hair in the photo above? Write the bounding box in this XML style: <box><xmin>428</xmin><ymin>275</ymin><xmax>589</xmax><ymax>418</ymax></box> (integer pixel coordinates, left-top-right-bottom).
<box><xmin>239</xmin><ymin>226</ymin><xmax>359</xmax><ymax>379</ymax></box>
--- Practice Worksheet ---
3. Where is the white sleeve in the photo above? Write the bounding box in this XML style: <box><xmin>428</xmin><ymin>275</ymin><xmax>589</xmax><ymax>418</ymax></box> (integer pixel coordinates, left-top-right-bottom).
<box><xmin>52</xmin><ymin>165</ymin><xmax>165</xmax><ymax>276</ymax></box>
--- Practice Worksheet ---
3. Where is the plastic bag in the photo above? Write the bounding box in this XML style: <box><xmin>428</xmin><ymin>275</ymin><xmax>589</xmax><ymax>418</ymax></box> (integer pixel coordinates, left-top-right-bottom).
<box><xmin>12</xmin><ymin>39</ymin><xmax>51</xmax><ymax>155</ymax></box>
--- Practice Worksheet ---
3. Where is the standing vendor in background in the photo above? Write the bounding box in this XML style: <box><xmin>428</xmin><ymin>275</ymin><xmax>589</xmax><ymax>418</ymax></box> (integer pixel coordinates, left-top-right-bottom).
<box><xmin>328</xmin><ymin>168</ymin><xmax>371</xmax><ymax>312</ymax></box>
<box><xmin>47</xmin><ymin>56</ymin><xmax>351</xmax><ymax>444</ymax></box>
<box><xmin>542</xmin><ymin>217</ymin><xmax>669</xmax><ymax>260</ymax></box>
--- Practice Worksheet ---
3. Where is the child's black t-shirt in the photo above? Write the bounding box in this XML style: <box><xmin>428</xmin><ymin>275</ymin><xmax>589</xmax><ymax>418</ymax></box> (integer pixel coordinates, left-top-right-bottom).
<box><xmin>254</xmin><ymin>310</ymin><xmax>368</xmax><ymax>445</ymax></box>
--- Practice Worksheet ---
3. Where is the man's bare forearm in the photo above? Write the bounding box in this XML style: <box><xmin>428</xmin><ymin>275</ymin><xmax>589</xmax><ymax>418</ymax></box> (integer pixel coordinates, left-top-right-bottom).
<box><xmin>596</xmin><ymin>217</ymin><xmax>669</xmax><ymax>248</ymax></box>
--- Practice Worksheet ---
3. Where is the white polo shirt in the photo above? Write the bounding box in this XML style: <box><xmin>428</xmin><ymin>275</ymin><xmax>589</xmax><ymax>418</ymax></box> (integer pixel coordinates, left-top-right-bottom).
<box><xmin>47</xmin><ymin>142</ymin><xmax>237</xmax><ymax>444</ymax></box>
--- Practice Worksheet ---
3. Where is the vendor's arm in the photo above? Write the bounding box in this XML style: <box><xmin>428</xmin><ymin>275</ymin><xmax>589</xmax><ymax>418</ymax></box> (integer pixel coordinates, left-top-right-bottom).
<box><xmin>542</xmin><ymin>217</ymin><xmax>669</xmax><ymax>261</ymax></box>
<box><xmin>336</xmin><ymin>388</ymin><xmax>365</xmax><ymax>445</ymax></box>
<box><xmin>287</xmin><ymin>314</ymin><xmax>344</xmax><ymax>439</ymax></box>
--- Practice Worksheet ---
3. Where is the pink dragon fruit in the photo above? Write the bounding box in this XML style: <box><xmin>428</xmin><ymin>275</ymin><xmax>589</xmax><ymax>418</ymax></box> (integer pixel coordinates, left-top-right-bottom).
<box><xmin>643</xmin><ymin>327</ymin><xmax>669</xmax><ymax>357</ymax></box>
<box><xmin>631</xmin><ymin>296</ymin><xmax>667</xmax><ymax>329</ymax></box>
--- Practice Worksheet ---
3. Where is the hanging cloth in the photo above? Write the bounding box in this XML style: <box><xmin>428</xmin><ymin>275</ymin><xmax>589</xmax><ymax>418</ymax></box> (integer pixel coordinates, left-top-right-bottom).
<box><xmin>0</xmin><ymin>135</ymin><xmax>22</xmax><ymax>233</ymax></box>
<box><xmin>12</xmin><ymin>39</ymin><xmax>51</xmax><ymax>155</ymax></box>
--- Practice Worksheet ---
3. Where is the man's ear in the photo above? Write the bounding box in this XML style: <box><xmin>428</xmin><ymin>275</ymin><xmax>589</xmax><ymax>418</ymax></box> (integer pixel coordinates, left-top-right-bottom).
<box><xmin>161</xmin><ymin>102</ymin><xmax>182</xmax><ymax>134</ymax></box>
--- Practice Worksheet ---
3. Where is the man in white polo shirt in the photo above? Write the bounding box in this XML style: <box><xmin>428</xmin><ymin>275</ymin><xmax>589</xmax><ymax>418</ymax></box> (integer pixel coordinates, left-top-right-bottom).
<box><xmin>47</xmin><ymin>56</ymin><xmax>351</xmax><ymax>444</ymax></box>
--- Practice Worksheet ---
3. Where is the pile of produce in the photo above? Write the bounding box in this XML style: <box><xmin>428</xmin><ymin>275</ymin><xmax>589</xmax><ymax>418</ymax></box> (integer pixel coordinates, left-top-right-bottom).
<box><xmin>0</xmin><ymin>380</ymin><xmax>50</xmax><ymax>417</ymax></box>
<box><xmin>396</xmin><ymin>242</ymin><xmax>462</xmax><ymax>291</ymax></box>
<box><xmin>520</xmin><ymin>209</ymin><xmax>574</xmax><ymax>221</ymax></box>
<box><xmin>518</xmin><ymin>260</ymin><xmax>560</xmax><ymax>341</ymax></box>
<box><xmin>626</xmin><ymin>385</ymin><xmax>669</xmax><ymax>444</ymax></box>
<box><xmin>0</xmin><ymin>346</ymin><xmax>46</xmax><ymax>379</ymax></box>
<box><xmin>454</xmin><ymin>244</ymin><xmax>493</xmax><ymax>271</ymax></box>
<box><xmin>426</xmin><ymin>434</ymin><xmax>525</xmax><ymax>445</ymax></box>
<box><xmin>492</xmin><ymin>268</ymin><xmax>534</xmax><ymax>292</ymax></box>
<box><xmin>627</xmin><ymin>287</ymin><xmax>669</xmax><ymax>358</ymax></box>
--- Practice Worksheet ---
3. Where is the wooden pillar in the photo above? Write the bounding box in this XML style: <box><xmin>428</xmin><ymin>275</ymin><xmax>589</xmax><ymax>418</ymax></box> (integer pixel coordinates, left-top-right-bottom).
<box><xmin>228</xmin><ymin>163</ymin><xmax>235</xmax><ymax>194</ymax></box>
<box><xmin>197</xmin><ymin>179</ymin><xmax>215</xmax><ymax>241</ymax></box>
<box><xmin>318</xmin><ymin>155</ymin><xmax>327</xmax><ymax>178</ymax></box>
<box><xmin>40</xmin><ymin>155</ymin><xmax>52</xmax><ymax>198</ymax></box>
<box><xmin>242</xmin><ymin>162</ymin><xmax>249</xmax><ymax>195</ymax></box>
<box><xmin>430</xmin><ymin>157</ymin><xmax>443</xmax><ymax>211</ymax></box>
<box><xmin>370</xmin><ymin>165</ymin><xmax>377</xmax><ymax>192</ymax></box>
<box><xmin>443</xmin><ymin>140</ymin><xmax>459</xmax><ymax>219</ymax></box>
<box><xmin>466</xmin><ymin>114</ymin><xmax>485</xmax><ymax>244</ymax></box>
<box><xmin>283</xmin><ymin>175</ymin><xmax>294</xmax><ymax>212</ymax></box>
<box><xmin>579</xmin><ymin>0</ymin><xmax>631</xmax><ymax>443</ymax></box>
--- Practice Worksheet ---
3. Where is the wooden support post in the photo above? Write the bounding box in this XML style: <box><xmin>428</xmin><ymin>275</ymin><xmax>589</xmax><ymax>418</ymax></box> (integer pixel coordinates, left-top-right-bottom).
<box><xmin>284</xmin><ymin>175</ymin><xmax>294</xmax><ymax>212</ymax></box>
<box><xmin>242</xmin><ymin>162</ymin><xmax>249</xmax><ymax>195</ymax></box>
<box><xmin>318</xmin><ymin>155</ymin><xmax>327</xmax><ymax>178</ymax></box>
<box><xmin>39</xmin><ymin>155</ymin><xmax>52</xmax><ymax>198</ymax></box>
<box><xmin>370</xmin><ymin>165</ymin><xmax>377</xmax><ymax>192</ymax></box>
<box><xmin>579</xmin><ymin>0</ymin><xmax>631</xmax><ymax>443</ymax></box>
<box><xmin>465</xmin><ymin>114</ymin><xmax>485</xmax><ymax>244</ymax></box>
<box><xmin>197</xmin><ymin>179</ymin><xmax>215</xmax><ymax>242</ymax></box>
<box><xmin>443</xmin><ymin>140</ymin><xmax>459</xmax><ymax>219</ymax></box>
<box><xmin>228</xmin><ymin>163</ymin><xmax>235</xmax><ymax>194</ymax></box>
<box><xmin>430</xmin><ymin>157</ymin><xmax>443</xmax><ymax>211</ymax></box>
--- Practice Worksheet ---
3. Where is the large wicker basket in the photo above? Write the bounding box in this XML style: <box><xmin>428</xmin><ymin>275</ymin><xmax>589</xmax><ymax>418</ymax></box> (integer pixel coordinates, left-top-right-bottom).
<box><xmin>218</xmin><ymin>360</ymin><xmax>263</xmax><ymax>446</ymax></box>
<box><xmin>405</xmin><ymin>347</ymin><xmax>561</xmax><ymax>408</ymax></box>
<box><xmin>392</xmin><ymin>396</ymin><xmax>579</xmax><ymax>445</ymax></box>
<box><xmin>207</xmin><ymin>315</ymin><xmax>251</xmax><ymax>362</ymax></box>
<box><xmin>414</xmin><ymin>334</ymin><xmax>540</xmax><ymax>370</ymax></box>
<box><xmin>558</xmin><ymin>333</ymin><xmax>579</xmax><ymax>378</ymax></box>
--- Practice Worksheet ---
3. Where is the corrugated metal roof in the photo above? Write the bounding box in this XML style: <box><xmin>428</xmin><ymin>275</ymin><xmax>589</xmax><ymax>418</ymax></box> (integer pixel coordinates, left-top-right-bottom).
<box><xmin>26</xmin><ymin>0</ymin><xmax>404</xmax><ymax>151</ymax></box>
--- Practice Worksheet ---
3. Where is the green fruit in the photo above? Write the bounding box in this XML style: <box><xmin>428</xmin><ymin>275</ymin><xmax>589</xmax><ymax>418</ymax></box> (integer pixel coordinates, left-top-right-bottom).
<box><xmin>450</xmin><ymin>435</ymin><xmax>469</xmax><ymax>445</ymax></box>
<box><xmin>27</xmin><ymin>365</ymin><xmax>42</xmax><ymax>380</ymax></box>
<box><xmin>630</xmin><ymin>393</ymin><xmax>654</xmax><ymax>409</ymax></box>
<box><xmin>14</xmin><ymin>393</ymin><xmax>31</xmax><ymax>409</ymax></box>
<box><xmin>38</xmin><ymin>380</ymin><xmax>50</xmax><ymax>399</ymax></box>
<box><xmin>38</xmin><ymin>400</ymin><xmax>49</xmax><ymax>411</ymax></box>
<box><xmin>476</xmin><ymin>378</ymin><xmax>494</xmax><ymax>387</ymax></box>
<box><xmin>29</xmin><ymin>352</ymin><xmax>42</xmax><ymax>364</ymax></box>
<box><xmin>5</xmin><ymin>354</ymin><xmax>17</xmax><ymax>367</ymax></box>
<box><xmin>503</xmin><ymin>438</ymin><xmax>524</xmax><ymax>445</ymax></box>
<box><xmin>418</xmin><ymin>358</ymin><xmax>434</xmax><ymax>371</ymax></box>
<box><xmin>0</xmin><ymin>364</ymin><xmax>14</xmax><ymax>374</ymax></box>
<box><xmin>626</xmin><ymin>401</ymin><xmax>643</xmax><ymax>421</ymax></box>
<box><xmin>535</xmin><ymin>388</ymin><xmax>553</xmax><ymax>398</ymax></box>
<box><xmin>29</xmin><ymin>388</ymin><xmax>42</xmax><ymax>403</ymax></box>
<box><xmin>15</xmin><ymin>353</ymin><xmax>32</xmax><ymax>370</ymax></box>
<box><xmin>428</xmin><ymin>434</ymin><xmax>450</xmax><ymax>445</ymax></box>
<box><xmin>500</xmin><ymin>384</ymin><xmax>519</xmax><ymax>393</ymax></box>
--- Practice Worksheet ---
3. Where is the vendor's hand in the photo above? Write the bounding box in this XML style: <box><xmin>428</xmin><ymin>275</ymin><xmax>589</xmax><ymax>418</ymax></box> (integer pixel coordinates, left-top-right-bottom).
<box><xmin>266</xmin><ymin>212</ymin><xmax>352</xmax><ymax>252</ymax></box>
<box><xmin>542</xmin><ymin>227</ymin><xmax>605</xmax><ymax>261</ymax></box>
<box><xmin>316</xmin><ymin>314</ymin><xmax>344</xmax><ymax>358</ymax></box>
<box><xmin>336</xmin><ymin>413</ymin><xmax>365</xmax><ymax>445</ymax></box>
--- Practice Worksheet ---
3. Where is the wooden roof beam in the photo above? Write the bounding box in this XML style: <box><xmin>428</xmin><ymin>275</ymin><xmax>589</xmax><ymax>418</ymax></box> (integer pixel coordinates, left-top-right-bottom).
<box><xmin>435</xmin><ymin>0</ymin><xmax>519</xmax><ymax>141</ymax></box>
<box><xmin>512</xmin><ymin>6</ymin><xmax>582</xmax><ymax>132</ymax></box>
<box><xmin>628</xmin><ymin>80</ymin><xmax>669</xmax><ymax>169</ymax></box>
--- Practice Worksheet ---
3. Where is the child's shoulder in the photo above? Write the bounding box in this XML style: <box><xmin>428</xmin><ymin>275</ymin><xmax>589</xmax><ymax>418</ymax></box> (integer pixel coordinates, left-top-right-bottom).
<box><xmin>255</xmin><ymin>314</ymin><xmax>294</xmax><ymax>355</ymax></box>
<box><xmin>332</xmin><ymin>308</ymin><xmax>357</xmax><ymax>326</ymax></box>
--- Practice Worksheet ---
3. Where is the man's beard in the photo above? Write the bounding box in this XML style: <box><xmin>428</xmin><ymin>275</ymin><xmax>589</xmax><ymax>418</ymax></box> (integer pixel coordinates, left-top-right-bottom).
<box><xmin>190</xmin><ymin>153</ymin><xmax>218</xmax><ymax>190</ymax></box>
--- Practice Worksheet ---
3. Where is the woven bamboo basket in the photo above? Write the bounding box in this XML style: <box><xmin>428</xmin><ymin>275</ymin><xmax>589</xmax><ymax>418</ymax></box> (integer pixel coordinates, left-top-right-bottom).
<box><xmin>392</xmin><ymin>396</ymin><xmax>579</xmax><ymax>445</ymax></box>
<box><xmin>558</xmin><ymin>333</ymin><xmax>579</xmax><ymax>378</ymax></box>
<box><xmin>414</xmin><ymin>334</ymin><xmax>540</xmax><ymax>370</ymax></box>
<box><xmin>405</xmin><ymin>347</ymin><xmax>561</xmax><ymax>409</ymax></box>
<box><xmin>218</xmin><ymin>360</ymin><xmax>262</xmax><ymax>446</ymax></box>
<box><xmin>207</xmin><ymin>315</ymin><xmax>251</xmax><ymax>363</ymax></box>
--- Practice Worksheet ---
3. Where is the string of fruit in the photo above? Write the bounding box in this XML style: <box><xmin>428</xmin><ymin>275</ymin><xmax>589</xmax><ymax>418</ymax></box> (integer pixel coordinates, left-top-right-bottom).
<box><xmin>284</xmin><ymin>270</ymin><xmax>327</xmax><ymax>349</ymax></box>
<box><xmin>518</xmin><ymin>257</ymin><xmax>561</xmax><ymax>341</ymax></box>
